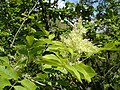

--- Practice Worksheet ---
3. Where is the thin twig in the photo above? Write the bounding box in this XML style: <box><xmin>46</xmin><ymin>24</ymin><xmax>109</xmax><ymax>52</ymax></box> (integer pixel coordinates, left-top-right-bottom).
<box><xmin>102</xmin><ymin>63</ymin><xmax>119</xmax><ymax>84</ymax></box>
<box><xmin>104</xmin><ymin>64</ymin><xmax>116</xmax><ymax>78</ymax></box>
<box><xmin>10</xmin><ymin>1</ymin><xmax>38</xmax><ymax>47</ymax></box>
<box><xmin>30</xmin><ymin>78</ymin><xmax>46</xmax><ymax>86</ymax></box>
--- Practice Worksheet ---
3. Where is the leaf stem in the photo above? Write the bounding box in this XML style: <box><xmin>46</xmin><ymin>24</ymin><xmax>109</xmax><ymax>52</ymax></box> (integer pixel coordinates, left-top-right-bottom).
<box><xmin>9</xmin><ymin>81</ymin><xmax>18</xmax><ymax>90</ymax></box>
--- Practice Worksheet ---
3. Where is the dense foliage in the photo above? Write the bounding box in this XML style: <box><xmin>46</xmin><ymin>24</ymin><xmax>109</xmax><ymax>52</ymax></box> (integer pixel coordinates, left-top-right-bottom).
<box><xmin>0</xmin><ymin>0</ymin><xmax>120</xmax><ymax>90</ymax></box>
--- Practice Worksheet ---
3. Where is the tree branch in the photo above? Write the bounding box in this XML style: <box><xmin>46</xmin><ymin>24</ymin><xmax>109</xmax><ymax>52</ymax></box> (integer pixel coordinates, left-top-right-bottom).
<box><xmin>10</xmin><ymin>0</ymin><xmax>38</xmax><ymax>47</ymax></box>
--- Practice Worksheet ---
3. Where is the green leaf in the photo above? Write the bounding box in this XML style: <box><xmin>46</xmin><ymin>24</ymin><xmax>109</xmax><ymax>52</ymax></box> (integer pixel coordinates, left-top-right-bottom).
<box><xmin>26</xmin><ymin>36</ymin><xmax>34</xmax><ymax>46</ymax></box>
<box><xmin>37</xmin><ymin>73</ymin><xmax>48</xmax><ymax>80</ymax></box>
<box><xmin>33</xmin><ymin>40</ymin><xmax>46</xmax><ymax>47</ymax></box>
<box><xmin>52</xmin><ymin>41</ymin><xmax>64</xmax><ymax>46</ymax></box>
<box><xmin>30</xmin><ymin>28</ymin><xmax>36</xmax><ymax>33</ymax></box>
<box><xmin>0</xmin><ymin>57</ymin><xmax>9</xmax><ymax>65</ymax></box>
<box><xmin>104</xmin><ymin>42</ymin><xmax>114</xmax><ymax>48</ymax></box>
<box><xmin>46</xmin><ymin>45</ymin><xmax>61</xmax><ymax>51</ymax></box>
<box><xmin>0</xmin><ymin>66</ymin><xmax>18</xmax><ymax>80</ymax></box>
<box><xmin>54</xmin><ymin>67</ymin><xmax>68</xmax><ymax>74</ymax></box>
<box><xmin>0</xmin><ymin>46</ymin><xmax>4</xmax><ymax>52</ymax></box>
<box><xmin>39</xmin><ymin>39</ymin><xmax>52</xmax><ymax>44</ymax></box>
<box><xmin>64</xmin><ymin>64</ymin><xmax>82</xmax><ymax>82</ymax></box>
<box><xmin>101</xmin><ymin>41</ymin><xmax>120</xmax><ymax>51</ymax></box>
<box><xmin>46</xmin><ymin>46</ymin><xmax>66</xmax><ymax>54</ymax></box>
<box><xmin>43</xmin><ymin>54</ymin><xmax>61</xmax><ymax>61</ymax></box>
<box><xmin>14</xmin><ymin>86</ymin><xmax>27</xmax><ymax>90</ymax></box>
<box><xmin>74</xmin><ymin>64</ymin><xmax>91</xmax><ymax>82</ymax></box>
<box><xmin>67</xmin><ymin>48</ymin><xmax>74</xmax><ymax>57</ymax></box>
<box><xmin>0</xmin><ymin>76</ymin><xmax>11</xmax><ymax>89</ymax></box>
<box><xmin>42</xmin><ymin>54</ymin><xmax>62</xmax><ymax>66</ymax></box>
<box><xmin>28</xmin><ymin>16</ymin><xmax>34</xmax><ymax>19</ymax></box>
<box><xmin>16</xmin><ymin>0</ymin><xmax>23</xmax><ymax>5</ymax></box>
<box><xmin>49</xmin><ymin>34</ymin><xmax>55</xmax><ymax>40</ymax></box>
<box><xmin>20</xmin><ymin>79</ymin><xmax>37</xmax><ymax>90</ymax></box>
<box><xmin>41</xmin><ymin>58</ymin><xmax>61</xmax><ymax>66</ymax></box>
<box><xmin>34</xmin><ymin>21</ymin><xmax>49</xmax><ymax>35</ymax></box>
<box><xmin>42</xmin><ymin>64</ymin><xmax>51</xmax><ymax>69</ymax></box>
<box><xmin>16</xmin><ymin>45</ymin><xmax>28</xmax><ymax>55</ymax></box>
<box><xmin>74</xmin><ymin>63</ymin><xmax>96</xmax><ymax>82</ymax></box>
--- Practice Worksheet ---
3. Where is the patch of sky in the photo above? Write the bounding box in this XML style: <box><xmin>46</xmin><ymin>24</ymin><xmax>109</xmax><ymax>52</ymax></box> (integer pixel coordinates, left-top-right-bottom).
<box><xmin>65</xmin><ymin>0</ymin><xmax>79</xmax><ymax>3</ymax></box>
<box><xmin>44</xmin><ymin>0</ymin><xmax>79</xmax><ymax>8</ymax></box>
<box><xmin>57</xmin><ymin>0</ymin><xmax>79</xmax><ymax>8</ymax></box>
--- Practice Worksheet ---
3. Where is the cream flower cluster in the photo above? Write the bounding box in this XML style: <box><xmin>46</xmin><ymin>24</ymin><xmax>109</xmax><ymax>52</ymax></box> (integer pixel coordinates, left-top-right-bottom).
<box><xmin>61</xmin><ymin>18</ymin><xmax>99</xmax><ymax>60</ymax></box>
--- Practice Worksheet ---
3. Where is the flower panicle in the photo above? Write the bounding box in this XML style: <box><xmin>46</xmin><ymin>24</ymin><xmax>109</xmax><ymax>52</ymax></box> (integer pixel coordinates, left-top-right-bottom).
<box><xmin>61</xmin><ymin>18</ymin><xmax>99</xmax><ymax>61</ymax></box>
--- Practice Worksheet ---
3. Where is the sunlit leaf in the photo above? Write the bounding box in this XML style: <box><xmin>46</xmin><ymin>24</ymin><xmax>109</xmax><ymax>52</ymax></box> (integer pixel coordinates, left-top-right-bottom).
<box><xmin>40</xmin><ymin>59</ymin><xmax>61</xmax><ymax>66</ymax></box>
<box><xmin>37</xmin><ymin>73</ymin><xmax>48</xmax><ymax>80</ymax></box>
<box><xmin>101</xmin><ymin>41</ymin><xmax>120</xmax><ymax>51</ymax></box>
<box><xmin>34</xmin><ymin>21</ymin><xmax>49</xmax><ymax>35</ymax></box>
<box><xmin>26</xmin><ymin>36</ymin><xmax>34</xmax><ymax>46</ymax></box>
<box><xmin>67</xmin><ymin>48</ymin><xmax>74</xmax><ymax>57</ymax></box>
<box><xmin>54</xmin><ymin>67</ymin><xmax>68</xmax><ymax>74</ymax></box>
<box><xmin>14</xmin><ymin>86</ymin><xmax>27</xmax><ymax>90</ymax></box>
<box><xmin>0</xmin><ymin>46</ymin><xmax>4</xmax><ymax>52</ymax></box>
<box><xmin>74</xmin><ymin>63</ymin><xmax>96</xmax><ymax>82</ymax></box>
<box><xmin>20</xmin><ymin>79</ymin><xmax>37</xmax><ymax>90</ymax></box>
<box><xmin>0</xmin><ymin>66</ymin><xmax>18</xmax><ymax>80</ymax></box>
<box><xmin>42</xmin><ymin>54</ymin><xmax>61</xmax><ymax>63</ymax></box>
<box><xmin>49</xmin><ymin>34</ymin><xmax>55</xmax><ymax>40</ymax></box>
<box><xmin>0</xmin><ymin>57</ymin><xmax>9</xmax><ymax>65</ymax></box>
<box><xmin>64</xmin><ymin>64</ymin><xmax>82</xmax><ymax>82</ymax></box>
<box><xmin>0</xmin><ymin>76</ymin><xmax>11</xmax><ymax>89</ymax></box>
